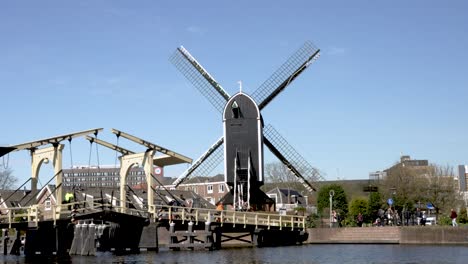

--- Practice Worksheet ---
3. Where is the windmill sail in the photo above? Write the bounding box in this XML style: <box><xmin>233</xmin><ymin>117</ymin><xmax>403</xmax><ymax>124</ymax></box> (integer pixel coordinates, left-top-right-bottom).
<box><xmin>172</xmin><ymin>137</ymin><xmax>224</xmax><ymax>188</ymax></box>
<box><xmin>170</xmin><ymin>46</ymin><xmax>230</xmax><ymax>113</ymax></box>
<box><xmin>263</xmin><ymin>124</ymin><xmax>323</xmax><ymax>192</ymax></box>
<box><xmin>251</xmin><ymin>41</ymin><xmax>320</xmax><ymax>110</ymax></box>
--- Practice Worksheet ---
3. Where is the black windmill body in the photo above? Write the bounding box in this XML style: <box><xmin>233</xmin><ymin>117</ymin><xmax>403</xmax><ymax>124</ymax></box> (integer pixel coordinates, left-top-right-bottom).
<box><xmin>170</xmin><ymin>41</ymin><xmax>324</xmax><ymax>210</ymax></box>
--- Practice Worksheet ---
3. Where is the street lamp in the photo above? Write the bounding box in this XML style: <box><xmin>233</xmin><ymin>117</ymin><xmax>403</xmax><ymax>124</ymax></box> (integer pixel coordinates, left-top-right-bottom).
<box><xmin>329</xmin><ymin>190</ymin><xmax>335</xmax><ymax>228</ymax></box>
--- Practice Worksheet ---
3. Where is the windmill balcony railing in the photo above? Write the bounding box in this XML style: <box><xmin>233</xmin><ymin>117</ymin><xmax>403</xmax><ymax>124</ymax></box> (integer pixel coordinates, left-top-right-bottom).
<box><xmin>151</xmin><ymin>204</ymin><xmax>306</xmax><ymax>231</ymax></box>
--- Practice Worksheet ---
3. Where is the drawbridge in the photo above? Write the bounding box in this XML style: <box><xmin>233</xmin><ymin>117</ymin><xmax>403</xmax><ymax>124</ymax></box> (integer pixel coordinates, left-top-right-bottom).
<box><xmin>0</xmin><ymin>128</ymin><xmax>308</xmax><ymax>256</ymax></box>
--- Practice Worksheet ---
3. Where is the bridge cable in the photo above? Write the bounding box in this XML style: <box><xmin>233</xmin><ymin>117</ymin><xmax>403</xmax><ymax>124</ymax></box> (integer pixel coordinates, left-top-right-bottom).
<box><xmin>23</xmin><ymin>169</ymin><xmax>62</xmax><ymax>206</ymax></box>
<box><xmin>126</xmin><ymin>184</ymin><xmax>143</xmax><ymax>216</ymax></box>
<box><xmin>43</xmin><ymin>182</ymin><xmax>62</xmax><ymax>205</ymax></box>
<box><xmin>94</xmin><ymin>130</ymin><xmax>101</xmax><ymax>169</ymax></box>
<box><xmin>114</xmin><ymin>134</ymin><xmax>120</xmax><ymax>170</ymax></box>
<box><xmin>150</xmin><ymin>185</ymin><xmax>171</xmax><ymax>205</ymax></box>
<box><xmin>0</xmin><ymin>178</ymin><xmax>31</xmax><ymax>208</ymax></box>
<box><xmin>100</xmin><ymin>189</ymin><xmax>105</xmax><ymax>211</ymax></box>
<box><xmin>150</xmin><ymin>173</ymin><xmax>181</xmax><ymax>205</ymax></box>
<box><xmin>2</xmin><ymin>153</ymin><xmax>9</xmax><ymax>169</ymax></box>
<box><xmin>110</xmin><ymin>189</ymin><xmax>114</xmax><ymax>211</ymax></box>
<box><xmin>113</xmin><ymin>134</ymin><xmax>120</xmax><ymax>191</ymax></box>
<box><xmin>67</xmin><ymin>137</ymin><xmax>77</xmax><ymax>191</ymax></box>
<box><xmin>87</xmin><ymin>139</ymin><xmax>93</xmax><ymax>179</ymax></box>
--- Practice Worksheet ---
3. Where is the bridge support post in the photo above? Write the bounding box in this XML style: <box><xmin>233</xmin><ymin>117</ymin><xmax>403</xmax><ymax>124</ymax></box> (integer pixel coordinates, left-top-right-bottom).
<box><xmin>252</xmin><ymin>228</ymin><xmax>263</xmax><ymax>247</ymax></box>
<box><xmin>9</xmin><ymin>228</ymin><xmax>22</xmax><ymax>255</ymax></box>
<box><xmin>169</xmin><ymin>222</ymin><xmax>179</xmax><ymax>251</ymax></box>
<box><xmin>69</xmin><ymin>222</ymin><xmax>82</xmax><ymax>255</ymax></box>
<box><xmin>119</xmin><ymin>151</ymin><xmax>155</xmax><ymax>214</ymax></box>
<box><xmin>213</xmin><ymin>227</ymin><xmax>222</xmax><ymax>250</ymax></box>
<box><xmin>188</xmin><ymin>222</ymin><xmax>194</xmax><ymax>250</ymax></box>
<box><xmin>204</xmin><ymin>221</ymin><xmax>217</xmax><ymax>250</ymax></box>
<box><xmin>31</xmin><ymin>145</ymin><xmax>64</xmax><ymax>215</ymax></box>
<box><xmin>2</xmin><ymin>229</ymin><xmax>9</xmax><ymax>255</ymax></box>
<box><xmin>155</xmin><ymin>223</ymin><xmax>159</xmax><ymax>252</ymax></box>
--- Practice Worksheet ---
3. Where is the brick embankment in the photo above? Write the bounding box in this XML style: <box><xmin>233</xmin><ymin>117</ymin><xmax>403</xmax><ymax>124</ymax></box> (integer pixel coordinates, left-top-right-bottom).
<box><xmin>306</xmin><ymin>226</ymin><xmax>468</xmax><ymax>245</ymax></box>
<box><xmin>307</xmin><ymin>227</ymin><xmax>400</xmax><ymax>244</ymax></box>
<box><xmin>400</xmin><ymin>226</ymin><xmax>468</xmax><ymax>244</ymax></box>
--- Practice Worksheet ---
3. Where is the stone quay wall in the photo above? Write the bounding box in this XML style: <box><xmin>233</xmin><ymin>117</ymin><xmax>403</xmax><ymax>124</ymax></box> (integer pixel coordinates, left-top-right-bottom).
<box><xmin>306</xmin><ymin>226</ymin><xmax>468</xmax><ymax>245</ymax></box>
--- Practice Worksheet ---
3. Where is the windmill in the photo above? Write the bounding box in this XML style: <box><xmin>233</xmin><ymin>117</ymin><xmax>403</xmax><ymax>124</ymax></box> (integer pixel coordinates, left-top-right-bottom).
<box><xmin>170</xmin><ymin>41</ymin><xmax>323</xmax><ymax>210</ymax></box>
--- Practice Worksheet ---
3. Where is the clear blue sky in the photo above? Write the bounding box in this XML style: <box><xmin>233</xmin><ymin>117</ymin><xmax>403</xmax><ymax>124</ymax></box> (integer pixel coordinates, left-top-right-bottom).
<box><xmin>1</xmin><ymin>1</ymin><xmax>468</xmax><ymax>188</ymax></box>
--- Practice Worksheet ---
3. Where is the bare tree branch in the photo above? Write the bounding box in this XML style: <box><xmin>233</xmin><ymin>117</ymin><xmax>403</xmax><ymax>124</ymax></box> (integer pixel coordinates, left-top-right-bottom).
<box><xmin>0</xmin><ymin>168</ymin><xmax>17</xmax><ymax>190</ymax></box>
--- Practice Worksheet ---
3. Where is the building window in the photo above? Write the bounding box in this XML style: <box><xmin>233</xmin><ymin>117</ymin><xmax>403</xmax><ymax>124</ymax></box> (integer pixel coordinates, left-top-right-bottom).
<box><xmin>207</xmin><ymin>185</ymin><xmax>213</xmax><ymax>194</ymax></box>
<box><xmin>219</xmin><ymin>184</ymin><xmax>225</xmax><ymax>193</ymax></box>
<box><xmin>45</xmin><ymin>199</ymin><xmax>51</xmax><ymax>211</ymax></box>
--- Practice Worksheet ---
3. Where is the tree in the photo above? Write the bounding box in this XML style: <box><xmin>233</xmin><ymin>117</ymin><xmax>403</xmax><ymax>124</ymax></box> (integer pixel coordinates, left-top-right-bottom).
<box><xmin>264</xmin><ymin>162</ymin><xmax>298</xmax><ymax>186</ymax></box>
<box><xmin>458</xmin><ymin>207</ymin><xmax>468</xmax><ymax>224</ymax></box>
<box><xmin>263</xmin><ymin>162</ymin><xmax>322</xmax><ymax>194</ymax></box>
<box><xmin>381</xmin><ymin>161</ymin><xmax>461</xmax><ymax>222</ymax></box>
<box><xmin>0</xmin><ymin>168</ymin><xmax>17</xmax><ymax>189</ymax></box>
<box><xmin>317</xmin><ymin>184</ymin><xmax>348</xmax><ymax>216</ymax></box>
<box><xmin>348</xmin><ymin>197</ymin><xmax>369</xmax><ymax>225</ymax></box>
<box><xmin>420</xmin><ymin>164</ymin><xmax>460</xmax><ymax>220</ymax></box>
<box><xmin>368</xmin><ymin>191</ymin><xmax>383</xmax><ymax>221</ymax></box>
<box><xmin>380</xmin><ymin>163</ymin><xmax>420</xmax><ymax>211</ymax></box>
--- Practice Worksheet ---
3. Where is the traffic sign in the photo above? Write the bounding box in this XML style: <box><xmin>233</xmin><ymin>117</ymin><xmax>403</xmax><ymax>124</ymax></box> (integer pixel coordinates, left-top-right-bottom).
<box><xmin>387</xmin><ymin>198</ymin><xmax>393</xmax><ymax>205</ymax></box>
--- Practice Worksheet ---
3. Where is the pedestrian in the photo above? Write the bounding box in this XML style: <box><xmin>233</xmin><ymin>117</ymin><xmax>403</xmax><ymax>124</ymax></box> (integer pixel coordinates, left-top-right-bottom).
<box><xmin>337</xmin><ymin>211</ymin><xmax>342</xmax><ymax>227</ymax></box>
<box><xmin>403</xmin><ymin>209</ymin><xmax>411</xmax><ymax>226</ymax></box>
<box><xmin>421</xmin><ymin>211</ymin><xmax>427</xmax><ymax>226</ymax></box>
<box><xmin>215</xmin><ymin>201</ymin><xmax>224</xmax><ymax>222</ymax></box>
<box><xmin>378</xmin><ymin>208</ymin><xmax>385</xmax><ymax>226</ymax></box>
<box><xmin>357</xmin><ymin>212</ymin><xmax>364</xmax><ymax>227</ymax></box>
<box><xmin>416</xmin><ymin>208</ymin><xmax>422</xmax><ymax>225</ymax></box>
<box><xmin>331</xmin><ymin>210</ymin><xmax>338</xmax><ymax>227</ymax></box>
<box><xmin>386</xmin><ymin>207</ymin><xmax>394</xmax><ymax>226</ymax></box>
<box><xmin>450</xmin><ymin>208</ymin><xmax>458</xmax><ymax>227</ymax></box>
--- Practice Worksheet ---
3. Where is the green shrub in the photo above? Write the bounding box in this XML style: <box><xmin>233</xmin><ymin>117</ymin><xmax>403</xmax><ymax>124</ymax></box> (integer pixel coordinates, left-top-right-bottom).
<box><xmin>438</xmin><ymin>215</ymin><xmax>452</xmax><ymax>226</ymax></box>
<box><xmin>458</xmin><ymin>208</ymin><xmax>468</xmax><ymax>224</ymax></box>
<box><xmin>305</xmin><ymin>213</ymin><xmax>320</xmax><ymax>228</ymax></box>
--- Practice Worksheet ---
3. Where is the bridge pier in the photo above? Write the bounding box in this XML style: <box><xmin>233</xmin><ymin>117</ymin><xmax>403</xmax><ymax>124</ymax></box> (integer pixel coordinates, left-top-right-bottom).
<box><xmin>23</xmin><ymin>221</ymin><xmax>73</xmax><ymax>257</ymax></box>
<box><xmin>167</xmin><ymin>221</ymin><xmax>214</xmax><ymax>251</ymax></box>
<box><xmin>252</xmin><ymin>228</ymin><xmax>264</xmax><ymax>247</ymax></box>
<box><xmin>1</xmin><ymin>229</ymin><xmax>20</xmax><ymax>255</ymax></box>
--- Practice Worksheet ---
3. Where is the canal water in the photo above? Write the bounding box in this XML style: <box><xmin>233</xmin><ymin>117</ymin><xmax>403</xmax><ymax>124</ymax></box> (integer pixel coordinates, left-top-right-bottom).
<box><xmin>1</xmin><ymin>244</ymin><xmax>467</xmax><ymax>263</ymax></box>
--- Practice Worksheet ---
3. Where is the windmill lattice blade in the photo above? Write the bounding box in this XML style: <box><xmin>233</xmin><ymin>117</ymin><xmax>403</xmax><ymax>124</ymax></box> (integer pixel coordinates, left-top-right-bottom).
<box><xmin>263</xmin><ymin>124</ymin><xmax>324</xmax><ymax>192</ymax></box>
<box><xmin>252</xmin><ymin>41</ymin><xmax>320</xmax><ymax>110</ymax></box>
<box><xmin>170</xmin><ymin>46</ymin><xmax>230</xmax><ymax>113</ymax></box>
<box><xmin>173</xmin><ymin>137</ymin><xmax>224</xmax><ymax>188</ymax></box>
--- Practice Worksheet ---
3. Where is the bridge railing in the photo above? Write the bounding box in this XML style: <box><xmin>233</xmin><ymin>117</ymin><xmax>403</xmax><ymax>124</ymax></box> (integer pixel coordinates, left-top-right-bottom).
<box><xmin>0</xmin><ymin>198</ymin><xmax>149</xmax><ymax>227</ymax></box>
<box><xmin>0</xmin><ymin>206</ymin><xmax>36</xmax><ymax>228</ymax></box>
<box><xmin>151</xmin><ymin>205</ymin><xmax>306</xmax><ymax>230</ymax></box>
<box><xmin>1</xmin><ymin>202</ymin><xmax>305</xmax><ymax>230</ymax></box>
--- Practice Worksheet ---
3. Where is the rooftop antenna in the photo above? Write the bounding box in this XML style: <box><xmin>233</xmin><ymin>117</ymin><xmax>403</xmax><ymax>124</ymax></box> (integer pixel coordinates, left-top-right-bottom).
<box><xmin>238</xmin><ymin>80</ymin><xmax>243</xmax><ymax>94</ymax></box>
